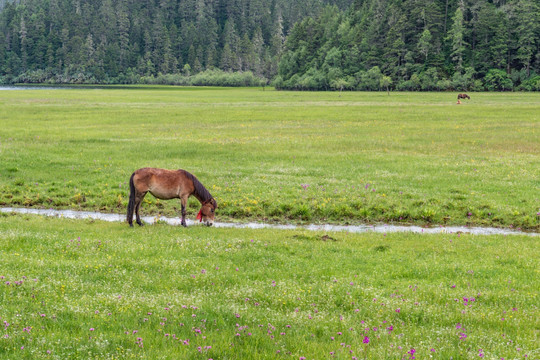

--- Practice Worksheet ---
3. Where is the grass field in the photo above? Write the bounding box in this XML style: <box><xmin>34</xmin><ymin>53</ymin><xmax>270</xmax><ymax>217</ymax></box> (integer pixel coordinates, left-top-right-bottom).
<box><xmin>0</xmin><ymin>214</ymin><xmax>538</xmax><ymax>359</ymax></box>
<box><xmin>0</xmin><ymin>88</ymin><xmax>539</xmax><ymax>359</ymax></box>
<box><xmin>0</xmin><ymin>87</ymin><xmax>538</xmax><ymax>230</ymax></box>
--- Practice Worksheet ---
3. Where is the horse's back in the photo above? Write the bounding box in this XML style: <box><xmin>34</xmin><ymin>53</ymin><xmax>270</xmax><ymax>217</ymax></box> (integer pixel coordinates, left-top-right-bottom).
<box><xmin>132</xmin><ymin>168</ymin><xmax>194</xmax><ymax>199</ymax></box>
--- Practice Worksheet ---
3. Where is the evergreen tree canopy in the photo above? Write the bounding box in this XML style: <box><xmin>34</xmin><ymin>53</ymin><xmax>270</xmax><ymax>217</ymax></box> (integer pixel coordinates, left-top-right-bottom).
<box><xmin>0</xmin><ymin>0</ymin><xmax>351</xmax><ymax>83</ymax></box>
<box><xmin>277</xmin><ymin>0</ymin><xmax>540</xmax><ymax>91</ymax></box>
<box><xmin>1</xmin><ymin>0</ymin><xmax>538</xmax><ymax>90</ymax></box>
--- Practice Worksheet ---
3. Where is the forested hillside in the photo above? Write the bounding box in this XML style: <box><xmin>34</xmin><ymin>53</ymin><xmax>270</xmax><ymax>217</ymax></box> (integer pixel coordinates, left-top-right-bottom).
<box><xmin>0</xmin><ymin>0</ymin><xmax>539</xmax><ymax>90</ymax></box>
<box><xmin>276</xmin><ymin>0</ymin><xmax>540</xmax><ymax>91</ymax></box>
<box><xmin>0</xmin><ymin>0</ymin><xmax>352</xmax><ymax>84</ymax></box>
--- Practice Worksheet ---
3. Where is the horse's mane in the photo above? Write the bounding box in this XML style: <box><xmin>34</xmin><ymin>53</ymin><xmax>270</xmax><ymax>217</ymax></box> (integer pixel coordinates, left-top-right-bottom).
<box><xmin>182</xmin><ymin>170</ymin><xmax>215</xmax><ymax>205</ymax></box>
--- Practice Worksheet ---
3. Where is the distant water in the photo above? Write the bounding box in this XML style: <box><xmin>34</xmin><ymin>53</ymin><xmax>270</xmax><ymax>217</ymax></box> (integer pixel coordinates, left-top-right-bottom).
<box><xmin>1</xmin><ymin>207</ymin><xmax>537</xmax><ymax>237</ymax></box>
<box><xmin>0</xmin><ymin>84</ymin><xmax>148</xmax><ymax>90</ymax></box>
<box><xmin>0</xmin><ymin>85</ymin><xmax>66</xmax><ymax>90</ymax></box>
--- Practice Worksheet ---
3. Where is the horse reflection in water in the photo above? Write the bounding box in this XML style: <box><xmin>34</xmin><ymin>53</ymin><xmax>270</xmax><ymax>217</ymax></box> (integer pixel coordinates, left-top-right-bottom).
<box><xmin>127</xmin><ymin>168</ymin><xmax>217</xmax><ymax>227</ymax></box>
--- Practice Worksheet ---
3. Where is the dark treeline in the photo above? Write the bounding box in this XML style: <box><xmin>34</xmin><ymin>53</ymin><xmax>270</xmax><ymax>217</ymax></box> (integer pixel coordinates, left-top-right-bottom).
<box><xmin>0</xmin><ymin>0</ymin><xmax>350</xmax><ymax>84</ymax></box>
<box><xmin>0</xmin><ymin>0</ymin><xmax>539</xmax><ymax>90</ymax></box>
<box><xmin>277</xmin><ymin>0</ymin><xmax>540</xmax><ymax>91</ymax></box>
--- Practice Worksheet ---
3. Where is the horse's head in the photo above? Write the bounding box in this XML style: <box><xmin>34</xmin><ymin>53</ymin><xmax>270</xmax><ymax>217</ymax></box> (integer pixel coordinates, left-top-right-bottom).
<box><xmin>197</xmin><ymin>198</ymin><xmax>217</xmax><ymax>226</ymax></box>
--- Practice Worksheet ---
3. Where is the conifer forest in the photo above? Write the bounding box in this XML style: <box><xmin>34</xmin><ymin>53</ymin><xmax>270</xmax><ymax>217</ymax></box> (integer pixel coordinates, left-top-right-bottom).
<box><xmin>1</xmin><ymin>0</ymin><xmax>539</xmax><ymax>90</ymax></box>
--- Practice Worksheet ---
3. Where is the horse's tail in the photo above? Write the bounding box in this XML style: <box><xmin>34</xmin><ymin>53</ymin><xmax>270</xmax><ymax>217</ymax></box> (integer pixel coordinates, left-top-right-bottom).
<box><xmin>127</xmin><ymin>172</ymin><xmax>136</xmax><ymax>224</ymax></box>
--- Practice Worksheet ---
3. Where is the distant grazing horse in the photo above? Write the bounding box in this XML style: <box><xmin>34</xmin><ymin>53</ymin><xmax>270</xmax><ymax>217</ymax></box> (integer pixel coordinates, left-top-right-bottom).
<box><xmin>457</xmin><ymin>93</ymin><xmax>470</xmax><ymax>100</ymax></box>
<box><xmin>127</xmin><ymin>168</ymin><xmax>217</xmax><ymax>227</ymax></box>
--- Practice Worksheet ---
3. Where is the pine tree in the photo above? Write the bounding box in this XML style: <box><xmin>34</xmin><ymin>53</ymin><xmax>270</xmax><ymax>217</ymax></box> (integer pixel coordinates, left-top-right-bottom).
<box><xmin>514</xmin><ymin>0</ymin><xmax>539</xmax><ymax>76</ymax></box>
<box><xmin>448</xmin><ymin>4</ymin><xmax>466</xmax><ymax>74</ymax></box>
<box><xmin>206</xmin><ymin>43</ymin><xmax>217</xmax><ymax>69</ymax></box>
<box><xmin>220</xmin><ymin>43</ymin><xmax>234</xmax><ymax>71</ymax></box>
<box><xmin>240</xmin><ymin>33</ymin><xmax>255</xmax><ymax>71</ymax></box>
<box><xmin>490</xmin><ymin>12</ymin><xmax>508</xmax><ymax>70</ymax></box>
<box><xmin>251</xmin><ymin>27</ymin><xmax>265</xmax><ymax>76</ymax></box>
<box><xmin>221</xmin><ymin>20</ymin><xmax>241</xmax><ymax>71</ymax></box>
<box><xmin>84</xmin><ymin>33</ymin><xmax>95</xmax><ymax>70</ymax></box>
<box><xmin>98</xmin><ymin>0</ymin><xmax>116</xmax><ymax>44</ymax></box>
<box><xmin>474</xmin><ymin>2</ymin><xmax>507</xmax><ymax>74</ymax></box>
<box><xmin>159</xmin><ymin>29</ymin><xmax>173</xmax><ymax>74</ymax></box>
<box><xmin>270</xmin><ymin>7</ymin><xmax>284</xmax><ymax>58</ymax></box>
<box><xmin>18</xmin><ymin>18</ymin><xmax>29</xmax><ymax>71</ymax></box>
<box><xmin>116</xmin><ymin>0</ymin><xmax>130</xmax><ymax>69</ymax></box>
<box><xmin>417</xmin><ymin>28</ymin><xmax>432</xmax><ymax>63</ymax></box>
<box><xmin>187</xmin><ymin>45</ymin><xmax>197</xmax><ymax>69</ymax></box>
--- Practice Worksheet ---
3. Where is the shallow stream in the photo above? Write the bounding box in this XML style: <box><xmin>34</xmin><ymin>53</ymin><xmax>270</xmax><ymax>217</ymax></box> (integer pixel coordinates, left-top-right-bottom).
<box><xmin>2</xmin><ymin>207</ymin><xmax>537</xmax><ymax>237</ymax></box>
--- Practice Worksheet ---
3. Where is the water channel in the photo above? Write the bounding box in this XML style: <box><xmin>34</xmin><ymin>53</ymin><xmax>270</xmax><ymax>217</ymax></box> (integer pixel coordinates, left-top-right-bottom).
<box><xmin>1</xmin><ymin>207</ymin><xmax>537</xmax><ymax>237</ymax></box>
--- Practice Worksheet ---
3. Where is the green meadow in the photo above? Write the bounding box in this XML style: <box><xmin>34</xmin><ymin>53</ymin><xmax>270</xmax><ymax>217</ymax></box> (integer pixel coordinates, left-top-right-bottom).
<box><xmin>0</xmin><ymin>87</ymin><xmax>539</xmax><ymax>359</ymax></box>
<box><xmin>0</xmin><ymin>87</ymin><xmax>538</xmax><ymax>229</ymax></box>
<box><xmin>0</xmin><ymin>214</ymin><xmax>538</xmax><ymax>359</ymax></box>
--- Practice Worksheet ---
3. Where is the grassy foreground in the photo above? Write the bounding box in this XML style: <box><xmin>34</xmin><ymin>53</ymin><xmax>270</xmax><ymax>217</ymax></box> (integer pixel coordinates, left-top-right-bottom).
<box><xmin>0</xmin><ymin>214</ymin><xmax>538</xmax><ymax>359</ymax></box>
<box><xmin>0</xmin><ymin>87</ymin><xmax>538</xmax><ymax>230</ymax></box>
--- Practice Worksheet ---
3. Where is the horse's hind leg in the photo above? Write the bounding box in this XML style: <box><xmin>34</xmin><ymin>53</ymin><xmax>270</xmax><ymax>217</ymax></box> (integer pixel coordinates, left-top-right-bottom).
<box><xmin>135</xmin><ymin>192</ymin><xmax>147</xmax><ymax>226</ymax></box>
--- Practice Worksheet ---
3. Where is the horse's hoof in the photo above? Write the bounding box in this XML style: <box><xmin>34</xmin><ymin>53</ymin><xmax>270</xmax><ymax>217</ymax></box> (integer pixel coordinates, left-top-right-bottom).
<box><xmin>129</xmin><ymin>223</ymin><xmax>133</xmax><ymax>227</ymax></box>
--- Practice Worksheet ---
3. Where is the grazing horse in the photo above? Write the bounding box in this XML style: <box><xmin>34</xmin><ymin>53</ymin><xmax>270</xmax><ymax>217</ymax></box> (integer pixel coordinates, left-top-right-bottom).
<box><xmin>127</xmin><ymin>168</ymin><xmax>217</xmax><ymax>227</ymax></box>
<box><xmin>457</xmin><ymin>93</ymin><xmax>470</xmax><ymax>100</ymax></box>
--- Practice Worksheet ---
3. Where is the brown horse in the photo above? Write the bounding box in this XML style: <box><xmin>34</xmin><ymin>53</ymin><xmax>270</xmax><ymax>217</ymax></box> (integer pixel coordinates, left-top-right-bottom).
<box><xmin>127</xmin><ymin>168</ymin><xmax>217</xmax><ymax>227</ymax></box>
<box><xmin>457</xmin><ymin>93</ymin><xmax>470</xmax><ymax>100</ymax></box>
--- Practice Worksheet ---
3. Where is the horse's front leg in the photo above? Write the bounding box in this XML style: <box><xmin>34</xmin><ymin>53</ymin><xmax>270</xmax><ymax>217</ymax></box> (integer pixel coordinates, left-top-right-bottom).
<box><xmin>180</xmin><ymin>196</ymin><xmax>188</xmax><ymax>227</ymax></box>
